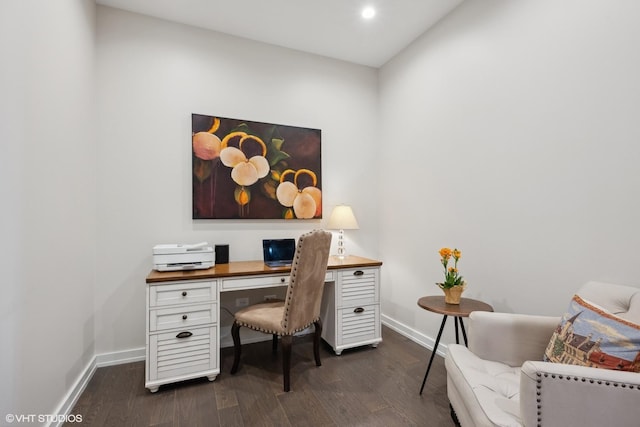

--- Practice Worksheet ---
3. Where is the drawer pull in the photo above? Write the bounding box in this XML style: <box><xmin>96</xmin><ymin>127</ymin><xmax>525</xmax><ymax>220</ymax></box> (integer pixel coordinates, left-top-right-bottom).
<box><xmin>182</xmin><ymin>314</ymin><xmax>188</xmax><ymax>320</ymax></box>
<box><xmin>176</xmin><ymin>331</ymin><xmax>193</xmax><ymax>339</ymax></box>
<box><xmin>182</xmin><ymin>291</ymin><xmax>187</xmax><ymax>297</ymax></box>
<box><xmin>353</xmin><ymin>270</ymin><xmax>364</xmax><ymax>276</ymax></box>
<box><xmin>280</xmin><ymin>277</ymin><xmax>285</xmax><ymax>283</ymax></box>
<box><xmin>354</xmin><ymin>307</ymin><xmax>365</xmax><ymax>313</ymax></box>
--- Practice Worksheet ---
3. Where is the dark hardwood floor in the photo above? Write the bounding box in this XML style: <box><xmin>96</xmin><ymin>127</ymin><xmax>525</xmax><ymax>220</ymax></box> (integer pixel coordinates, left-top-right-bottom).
<box><xmin>67</xmin><ymin>326</ymin><xmax>452</xmax><ymax>426</ymax></box>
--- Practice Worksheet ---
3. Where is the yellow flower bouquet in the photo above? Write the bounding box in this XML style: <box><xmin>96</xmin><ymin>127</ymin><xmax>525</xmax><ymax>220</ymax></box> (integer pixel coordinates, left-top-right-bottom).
<box><xmin>437</xmin><ymin>247</ymin><xmax>465</xmax><ymax>289</ymax></box>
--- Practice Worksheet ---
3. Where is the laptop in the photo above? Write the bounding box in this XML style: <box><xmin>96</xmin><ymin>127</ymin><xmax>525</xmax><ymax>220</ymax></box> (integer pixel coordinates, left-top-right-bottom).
<box><xmin>262</xmin><ymin>238</ymin><xmax>296</xmax><ymax>268</ymax></box>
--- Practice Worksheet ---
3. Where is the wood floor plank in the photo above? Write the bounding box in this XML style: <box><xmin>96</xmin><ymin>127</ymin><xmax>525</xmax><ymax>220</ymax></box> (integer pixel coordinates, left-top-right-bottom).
<box><xmin>174</xmin><ymin>380</ymin><xmax>219</xmax><ymax>427</ymax></box>
<box><xmin>361</xmin><ymin>405</ymin><xmax>418</xmax><ymax>426</ymax></box>
<box><xmin>214</xmin><ymin>382</ymin><xmax>239</xmax><ymax>410</ymax></box>
<box><xmin>216</xmin><ymin>406</ymin><xmax>244</xmax><ymax>427</ymax></box>
<box><xmin>313</xmin><ymin>385</ymin><xmax>373</xmax><ymax>425</ymax></box>
<box><xmin>227</xmin><ymin>368</ymin><xmax>291</xmax><ymax>426</ymax></box>
<box><xmin>277</xmin><ymin>388</ymin><xmax>334</xmax><ymax>426</ymax></box>
<box><xmin>144</xmin><ymin>389</ymin><xmax>176</xmax><ymax>426</ymax></box>
<box><xmin>66</xmin><ymin>326</ymin><xmax>454</xmax><ymax>426</ymax></box>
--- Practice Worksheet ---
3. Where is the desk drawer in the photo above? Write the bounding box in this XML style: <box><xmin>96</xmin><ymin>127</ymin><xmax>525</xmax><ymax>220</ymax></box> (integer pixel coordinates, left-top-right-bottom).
<box><xmin>148</xmin><ymin>326</ymin><xmax>217</xmax><ymax>381</ymax></box>
<box><xmin>150</xmin><ymin>303</ymin><xmax>216</xmax><ymax>332</ymax></box>
<box><xmin>221</xmin><ymin>275</ymin><xmax>289</xmax><ymax>291</ymax></box>
<box><xmin>338</xmin><ymin>268</ymin><xmax>378</xmax><ymax>306</ymax></box>
<box><xmin>149</xmin><ymin>281</ymin><xmax>216</xmax><ymax>307</ymax></box>
<box><xmin>338</xmin><ymin>304</ymin><xmax>380</xmax><ymax>346</ymax></box>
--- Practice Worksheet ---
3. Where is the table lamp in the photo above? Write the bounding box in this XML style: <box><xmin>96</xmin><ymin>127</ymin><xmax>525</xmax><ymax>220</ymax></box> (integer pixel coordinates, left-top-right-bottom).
<box><xmin>326</xmin><ymin>205</ymin><xmax>359</xmax><ymax>259</ymax></box>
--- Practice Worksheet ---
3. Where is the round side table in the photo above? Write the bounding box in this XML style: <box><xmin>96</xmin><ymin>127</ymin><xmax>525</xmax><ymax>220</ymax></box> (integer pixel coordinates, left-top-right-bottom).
<box><xmin>417</xmin><ymin>296</ymin><xmax>493</xmax><ymax>395</ymax></box>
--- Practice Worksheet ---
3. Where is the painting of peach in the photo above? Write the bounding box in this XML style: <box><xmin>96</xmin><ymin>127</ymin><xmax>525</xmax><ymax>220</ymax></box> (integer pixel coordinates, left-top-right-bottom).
<box><xmin>192</xmin><ymin>114</ymin><xmax>322</xmax><ymax>219</ymax></box>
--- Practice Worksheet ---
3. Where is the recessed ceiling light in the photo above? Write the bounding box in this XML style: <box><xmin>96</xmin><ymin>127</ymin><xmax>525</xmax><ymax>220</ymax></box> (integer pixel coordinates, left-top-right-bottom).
<box><xmin>362</xmin><ymin>6</ymin><xmax>376</xmax><ymax>20</ymax></box>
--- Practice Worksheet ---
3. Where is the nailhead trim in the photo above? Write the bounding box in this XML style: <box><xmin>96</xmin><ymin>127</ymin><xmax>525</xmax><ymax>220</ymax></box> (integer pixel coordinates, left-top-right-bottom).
<box><xmin>236</xmin><ymin>317</ymin><xmax>320</xmax><ymax>336</ymax></box>
<box><xmin>534</xmin><ymin>371</ymin><xmax>639</xmax><ymax>426</ymax></box>
<box><xmin>281</xmin><ymin>236</ymin><xmax>304</xmax><ymax>332</ymax></box>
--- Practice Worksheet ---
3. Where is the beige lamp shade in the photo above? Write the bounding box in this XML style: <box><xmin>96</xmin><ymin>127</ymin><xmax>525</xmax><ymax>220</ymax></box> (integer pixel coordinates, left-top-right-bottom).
<box><xmin>326</xmin><ymin>205</ymin><xmax>359</xmax><ymax>259</ymax></box>
<box><xmin>326</xmin><ymin>205</ymin><xmax>360</xmax><ymax>230</ymax></box>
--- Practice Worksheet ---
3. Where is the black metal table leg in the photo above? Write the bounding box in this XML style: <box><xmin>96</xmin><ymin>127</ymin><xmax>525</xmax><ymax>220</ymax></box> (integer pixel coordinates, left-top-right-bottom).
<box><xmin>459</xmin><ymin>317</ymin><xmax>468</xmax><ymax>346</ymax></box>
<box><xmin>420</xmin><ymin>315</ymin><xmax>448</xmax><ymax>395</ymax></box>
<box><xmin>454</xmin><ymin>317</ymin><xmax>460</xmax><ymax>344</ymax></box>
<box><xmin>417</xmin><ymin>295</ymin><xmax>495</xmax><ymax>396</ymax></box>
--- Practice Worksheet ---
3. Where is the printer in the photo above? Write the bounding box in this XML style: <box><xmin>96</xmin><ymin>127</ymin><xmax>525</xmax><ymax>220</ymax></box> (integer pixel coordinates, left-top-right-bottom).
<box><xmin>153</xmin><ymin>242</ymin><xmax>214</xmax><ymax>271</ymax></box>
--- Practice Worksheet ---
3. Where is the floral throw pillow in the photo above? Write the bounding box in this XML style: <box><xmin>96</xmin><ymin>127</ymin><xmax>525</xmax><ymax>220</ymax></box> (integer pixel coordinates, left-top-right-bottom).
<box><xmin>544</xmin><ymin>294</ymin><xmax>640</xmax><ymax>372</ymax></box>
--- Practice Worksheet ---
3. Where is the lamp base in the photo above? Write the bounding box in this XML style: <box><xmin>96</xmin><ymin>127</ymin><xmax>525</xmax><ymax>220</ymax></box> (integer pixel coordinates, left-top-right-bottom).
<box><xmin>336</xmin><ymin>229</ymin><xmax>347</xmax><ymax>259</ymax></box>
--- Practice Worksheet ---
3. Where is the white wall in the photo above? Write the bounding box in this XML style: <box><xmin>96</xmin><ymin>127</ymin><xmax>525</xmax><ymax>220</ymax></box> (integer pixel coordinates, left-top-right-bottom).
<box><xmin>378</xmin><ymin>0</ymin><xmax>640</xmax><ymax>345</ymax></box>
<box><xmin>0</xmin><ymin>0</ymin><xmax>97</xmax><ymax>419</ymax></box>
<box><xmin>95</xmin><ymin>7</ymin><xmax>379</xmax><ymax>354</ymax></box>
<box><xmin>5</xmin><ymin>0</ymin><xmax>640</xmax><ymax>418</ymax></box>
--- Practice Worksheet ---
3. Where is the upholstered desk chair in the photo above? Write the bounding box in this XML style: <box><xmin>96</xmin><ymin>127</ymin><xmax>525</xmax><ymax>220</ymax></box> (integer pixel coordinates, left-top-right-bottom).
<box><xmin>230</xmin><ymin>229</ymin><xmax>332</xmax><ymax>392</ymax></box>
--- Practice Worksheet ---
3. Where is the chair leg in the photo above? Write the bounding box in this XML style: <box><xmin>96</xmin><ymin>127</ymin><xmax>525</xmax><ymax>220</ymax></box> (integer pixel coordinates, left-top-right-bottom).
<box><xmin>281</xmin><ymin>335</ymin><xmax>292</xmax><ymax>392</ymax></box>
<box><xmin>272</xmin><ymin>334</ymin><xmax>278</xmax><ymax>353</ymax></box>
<box><xmin>230</xmin><ymin>321</ymin><xmax>241</xmax><ymax>374</ymax></box>
<box><xmin>313</xmin><ymin>319</ymin><xmax>322</xmax><ymax>366</ymax></box>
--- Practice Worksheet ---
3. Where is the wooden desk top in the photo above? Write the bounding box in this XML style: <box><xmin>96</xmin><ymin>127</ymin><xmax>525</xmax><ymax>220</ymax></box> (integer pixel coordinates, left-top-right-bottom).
<box><xmin>146</xmin><ymin>255</ymin><xmax>382</xmax><ymax>283</ymax></box>
<box><xmin>417</xmin><ymin>296</ymin><xmax>493</xmax><ymax>317</ymax></box>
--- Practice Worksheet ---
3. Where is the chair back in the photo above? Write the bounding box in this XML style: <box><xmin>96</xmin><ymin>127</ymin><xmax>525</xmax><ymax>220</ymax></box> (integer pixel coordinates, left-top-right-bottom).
<box><xmin>280</xmin><ymin>229</ymin><xmax>332</xmax><ymax>334</ymax></box>
<box><xmin>577</xmin><ymin>281</ymin><xmax>640</xmax><ymax>323</ymax></box>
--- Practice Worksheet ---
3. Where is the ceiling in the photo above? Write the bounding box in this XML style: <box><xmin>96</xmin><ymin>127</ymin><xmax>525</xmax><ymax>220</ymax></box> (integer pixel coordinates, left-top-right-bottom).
<box><xmin>95</xmin><ymin>0</ymin><xmax>463</xmax><ymax>68</ymax></box>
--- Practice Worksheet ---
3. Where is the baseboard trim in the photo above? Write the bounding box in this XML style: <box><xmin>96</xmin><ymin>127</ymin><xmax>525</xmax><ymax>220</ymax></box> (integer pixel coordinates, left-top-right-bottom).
<box><xmin>47</xmin><ymin>358</ymin><xmax>96</xmax><ymax>427</ymax></box>
<box><xmin>95</xmin><ymin>347</ymin><xmax>145</xmax><ymax>368</ymax></box>
<box><xmin>49</xmin><ymin>347</ymin><xmax>145</xmax><ymax>427</ymax></box>
<box><xmin>381</xmin><ymin>314</ymin><xmax>447</xmax><ymax>357</ymax></box>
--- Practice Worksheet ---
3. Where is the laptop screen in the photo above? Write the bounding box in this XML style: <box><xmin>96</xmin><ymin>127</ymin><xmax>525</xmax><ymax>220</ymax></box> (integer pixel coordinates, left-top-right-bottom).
<box><xmin>262</xmin><ymin>239</ymin><xmax>296</xmax><ymax>266</ymax></box>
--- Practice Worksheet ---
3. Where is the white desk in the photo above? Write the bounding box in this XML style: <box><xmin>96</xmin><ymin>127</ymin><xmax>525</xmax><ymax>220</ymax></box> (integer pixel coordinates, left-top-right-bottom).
<box><xmin>144</xmin><ymin>255</ymin><xmax>382</xmax><ymax>392</ymax></box>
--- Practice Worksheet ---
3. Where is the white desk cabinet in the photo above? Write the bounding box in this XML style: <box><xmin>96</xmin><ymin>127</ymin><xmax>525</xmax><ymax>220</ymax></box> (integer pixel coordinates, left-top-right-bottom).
<box><xmin>145</xmin><ymin>280</ymin><xmax>219</xmax><ymax>392</ymax></box>
<box><xmin>320</xmin><ymin>266</ymin><xmax>382</xmax><ymax>355</ymax></box>
<box><xmin>145</xmin><ymin>256</ymin><xmax>382</xmax><ymax>391</ymax></box>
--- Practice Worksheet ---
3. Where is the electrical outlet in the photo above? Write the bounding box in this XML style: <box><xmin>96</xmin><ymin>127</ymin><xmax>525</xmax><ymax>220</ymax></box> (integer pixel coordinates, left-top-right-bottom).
<box><xmin>264</xmin><ymin>294</ymin><xmax>277</xmax><ymax>301</ymax></box>
<box><xmin>235</xmin><ymin>297</ymin><xmax>249</xmax><ymax>307</ymax></box>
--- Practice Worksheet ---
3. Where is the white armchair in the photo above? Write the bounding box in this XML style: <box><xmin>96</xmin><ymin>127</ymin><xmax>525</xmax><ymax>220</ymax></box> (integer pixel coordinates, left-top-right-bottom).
<box><xmin>445</xmin><ymin>282</ymin><xmax>640</xmax><ymax>427</ymax></box>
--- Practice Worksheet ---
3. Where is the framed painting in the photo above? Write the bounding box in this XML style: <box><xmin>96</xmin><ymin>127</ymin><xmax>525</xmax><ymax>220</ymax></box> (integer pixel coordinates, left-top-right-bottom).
<box><xmin>192</xmin><ymin>113</ymin><xmax>322</xmax><ymax>219</ymax></box>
